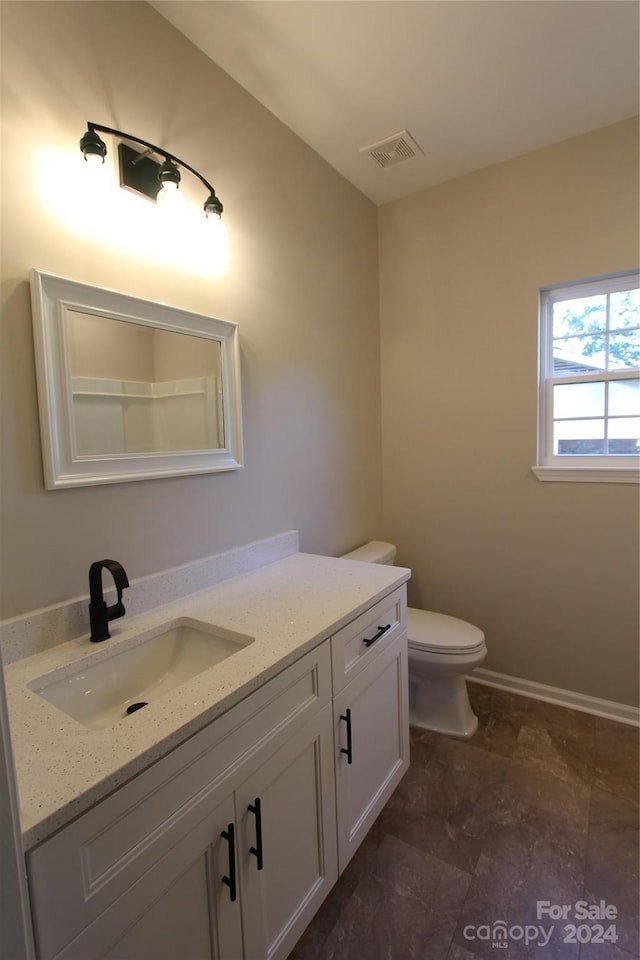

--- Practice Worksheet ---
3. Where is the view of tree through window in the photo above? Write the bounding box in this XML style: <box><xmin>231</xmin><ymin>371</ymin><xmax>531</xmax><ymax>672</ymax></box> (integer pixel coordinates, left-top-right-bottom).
<box><xmin>552</xmin><ymin>289</ymin><xmax>640</xmax><ymax>373</ymax></box>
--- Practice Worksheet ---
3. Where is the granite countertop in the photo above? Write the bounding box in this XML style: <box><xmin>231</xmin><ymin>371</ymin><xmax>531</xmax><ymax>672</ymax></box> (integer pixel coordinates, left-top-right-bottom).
<box><xmin>4</xmin><ymin>552</ymin><xmax>409</xmax><ymax>850</ymax></box>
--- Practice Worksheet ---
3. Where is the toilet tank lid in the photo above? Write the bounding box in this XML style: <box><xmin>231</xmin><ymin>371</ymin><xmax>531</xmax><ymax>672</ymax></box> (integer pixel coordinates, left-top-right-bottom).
<box><xmin>407</xmin><ymin>608</ymin><xmax>485</xmax><ymax>652</ymax></box>
<box><xmin>341</xmin><ymin>541</ymin><xmax>396</xmax><ymax>564</ymax></box>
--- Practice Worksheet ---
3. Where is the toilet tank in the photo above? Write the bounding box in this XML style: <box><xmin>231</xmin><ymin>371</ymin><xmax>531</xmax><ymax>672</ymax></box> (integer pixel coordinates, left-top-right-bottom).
<box><xmin>341</xmin><ymin>541</ymin><xmax>396</xmax><ymax>565</ymax></box>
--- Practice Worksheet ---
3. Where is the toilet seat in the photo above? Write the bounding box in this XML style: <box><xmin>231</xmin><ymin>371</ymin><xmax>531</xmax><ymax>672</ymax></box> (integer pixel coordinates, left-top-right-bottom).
<box><xmin>407</xmin><ymin>608</ymin><xmax>485</xmax><ymax>654</ymax></box>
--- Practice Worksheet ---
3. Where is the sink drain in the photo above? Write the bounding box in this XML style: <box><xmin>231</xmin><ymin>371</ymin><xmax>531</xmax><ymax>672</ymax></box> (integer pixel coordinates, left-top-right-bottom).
<box><xmin>126</xmin><ymin>701</ymin><xmax>148</xmax><ymax>716</ymax></box>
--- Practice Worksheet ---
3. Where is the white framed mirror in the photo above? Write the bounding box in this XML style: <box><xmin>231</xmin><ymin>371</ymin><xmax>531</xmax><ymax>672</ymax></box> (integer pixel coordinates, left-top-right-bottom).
<box><xmin>30</xmin><ymin>270</ymin><xmax>243</xmax><ymax>488</ymax></box>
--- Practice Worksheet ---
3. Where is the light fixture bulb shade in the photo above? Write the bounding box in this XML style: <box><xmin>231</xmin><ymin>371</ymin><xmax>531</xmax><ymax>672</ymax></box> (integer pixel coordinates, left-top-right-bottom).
<box><xmin>158</xmin><ymin>158</ymin><xmax>181</xmax><ymax>187</ymax></box>
<box><xmin>80</xmin><ymin>129</ymin><xmax>107</xmax><ymax>163</ymax></box>
<box><xmin>204</xmin><ymin>192</ymin><xmax>223</xmax><ymax>219</ymax></box>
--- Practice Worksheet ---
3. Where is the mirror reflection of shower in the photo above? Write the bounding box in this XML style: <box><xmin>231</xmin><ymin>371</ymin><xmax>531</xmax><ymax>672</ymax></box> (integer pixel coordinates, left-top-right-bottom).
<box><xmin>66</xmin><ymin>311</ymin><xmax>224</xmax><ymax>456</ymax></box>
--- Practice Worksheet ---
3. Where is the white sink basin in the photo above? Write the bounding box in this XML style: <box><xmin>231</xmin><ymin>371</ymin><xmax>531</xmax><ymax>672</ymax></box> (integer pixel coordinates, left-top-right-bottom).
<box><xmin>28</xmin><ymin>618</ymin><xmax>254</xmax><ymax>729</ymax></box>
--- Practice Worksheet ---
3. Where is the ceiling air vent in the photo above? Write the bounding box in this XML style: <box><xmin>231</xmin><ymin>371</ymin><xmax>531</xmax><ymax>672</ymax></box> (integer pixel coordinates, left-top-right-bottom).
<box><xmin>360</xmin><ymin>130</ymin><xmax>425</xmax><ymax>170</ymax></box>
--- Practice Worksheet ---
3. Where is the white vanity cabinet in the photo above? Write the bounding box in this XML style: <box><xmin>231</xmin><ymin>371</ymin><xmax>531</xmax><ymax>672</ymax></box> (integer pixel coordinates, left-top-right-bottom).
<box><xmin>25</xmin><ymin>583</ymin><xmax>409</xmax><ymax>960</ymax></box>
<box><xmin>26</xmin><ymin>644</ymin><xmax>337</xmax><ymax>960</ymax></box>
<box><xmin>332</xmin><ymin>586</ymin><xmax>409</xmax><ymax>872</ymax></box>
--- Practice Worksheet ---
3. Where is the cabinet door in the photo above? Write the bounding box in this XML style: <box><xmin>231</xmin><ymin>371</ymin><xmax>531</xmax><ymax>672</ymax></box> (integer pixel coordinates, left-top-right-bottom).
<box><xmin>236</xmin><ymin>703</ymin><xmax>337</xmax><ymax>960</ymax></box>
<box><xmin>54</xmin><ymin>794</ymin><xmax>242</xmax><ymax>960</ymax></box>
<box><xmin>334</xmin><ymin>631</ymin><xmax>409</xmax><ymax>872</ymax></box>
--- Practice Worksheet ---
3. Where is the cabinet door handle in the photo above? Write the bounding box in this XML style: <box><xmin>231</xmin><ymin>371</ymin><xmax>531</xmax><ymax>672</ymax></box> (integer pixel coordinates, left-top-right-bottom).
<box><xmin>220</xmin><ymin>823</ymin><xmax>237</xmax><ymax>902</ymax></box>
<box><xmin>248</xmin><ymin>798</ymin><xmax>264</xmax><ymax>870</ymax></box>
<box><xmin>363</xmin><ymin>623</ymin><xmax>391</xmax><ymax>648</ymax></box>
<box><xmin>340</xmin><ymin>708</ymin><xmax>353</xmax><ymax>764</ymax></box>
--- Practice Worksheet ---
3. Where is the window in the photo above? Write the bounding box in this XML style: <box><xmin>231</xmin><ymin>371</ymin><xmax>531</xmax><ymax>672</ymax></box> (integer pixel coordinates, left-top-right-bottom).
<box><xmin>534</xmin><ymin>272</ymin><xmax>640</xmax><ymax>483</ymax></box>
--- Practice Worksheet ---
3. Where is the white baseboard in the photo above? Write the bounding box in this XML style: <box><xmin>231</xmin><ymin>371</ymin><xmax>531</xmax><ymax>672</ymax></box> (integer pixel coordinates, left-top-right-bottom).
<box><xmin>468</xmin><ymin>667</ymin><xmax>640</xmax><ymax>728</ymax></box>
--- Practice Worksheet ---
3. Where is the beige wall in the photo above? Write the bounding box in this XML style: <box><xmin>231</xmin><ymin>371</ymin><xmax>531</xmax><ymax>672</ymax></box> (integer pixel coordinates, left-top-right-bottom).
<box><xmin>379</xmin><ymin>118</ymin><xmax>639</xmax><ymax>707</ymax></box>
<box><xmin>1</xmin><ymin>3</ymin><xmax>637</xmax><ymax>709</ymax></box>
<box><xmin>0</xmin><ymin>1</ymin><xmax>382</xmax><ymax>617</ymax></box>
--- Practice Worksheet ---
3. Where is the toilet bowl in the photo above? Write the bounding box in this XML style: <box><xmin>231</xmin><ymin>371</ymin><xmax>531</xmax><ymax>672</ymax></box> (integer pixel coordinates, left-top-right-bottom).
<box><xmin>341</xmin><ymin>541</ymin><xmax>487</xmax><ymax>738</ymax></box>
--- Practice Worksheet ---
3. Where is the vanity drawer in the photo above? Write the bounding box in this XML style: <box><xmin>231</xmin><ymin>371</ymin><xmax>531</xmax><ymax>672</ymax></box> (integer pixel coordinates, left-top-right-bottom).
<box><xmin>27</xmin><ymin>641</ymin><xmax>331</xmax><ymax>960</ymax></box>
<box><xmin>330</xmin><ymin>586</ymin><xmax>406</xmax><ymax>693</ymax></box>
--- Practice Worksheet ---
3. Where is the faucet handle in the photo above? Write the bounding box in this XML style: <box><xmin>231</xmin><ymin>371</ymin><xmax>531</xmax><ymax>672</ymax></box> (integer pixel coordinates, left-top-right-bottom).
<box><xmin>108</xmin><ymin>600</ymin><xmax>126</xmax><ymax>622</ymax></box>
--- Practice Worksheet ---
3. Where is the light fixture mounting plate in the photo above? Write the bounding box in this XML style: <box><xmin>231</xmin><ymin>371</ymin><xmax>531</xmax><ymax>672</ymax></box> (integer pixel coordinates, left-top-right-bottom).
<box><xmin>118</xmin><ymin>142</ymin><xmax>161</xmax><ymax>202</ymax></box>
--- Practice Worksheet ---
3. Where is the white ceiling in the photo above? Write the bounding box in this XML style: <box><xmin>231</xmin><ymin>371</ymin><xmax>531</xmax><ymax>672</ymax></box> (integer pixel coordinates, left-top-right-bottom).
<box><xmin>151</xmin><ymin>1</ymin><xmax>639</xmax><ymax>205</ymax></box>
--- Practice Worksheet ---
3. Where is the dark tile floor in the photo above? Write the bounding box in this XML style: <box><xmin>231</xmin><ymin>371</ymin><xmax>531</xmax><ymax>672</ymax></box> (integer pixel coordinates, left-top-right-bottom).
<box><xmin>289</xmin><ymin>683</ymin><xmax>639</xmax><ymax>960</ymax></box>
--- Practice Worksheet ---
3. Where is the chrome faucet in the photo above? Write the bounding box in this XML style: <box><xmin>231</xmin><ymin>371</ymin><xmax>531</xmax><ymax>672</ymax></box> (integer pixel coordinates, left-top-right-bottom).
<box><xmin>89</xmin><ymin>560</ymin><xmax>130</xmax><ymax>642</ymax></box>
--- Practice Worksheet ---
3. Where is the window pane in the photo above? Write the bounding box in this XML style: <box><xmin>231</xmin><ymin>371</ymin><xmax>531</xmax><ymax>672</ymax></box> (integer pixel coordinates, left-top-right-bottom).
<box><xmin>607</xmin><ymin>417</ymin><xmax>640</xmax><ymax>455</ymax></box>
<box><xmin>609</xmin><ymin>331</ymin><xmax>640</xmax><ymax>370</ymax></box>
<box><xmin>554</xmin><ymin>418</ymin><xmax>604</xmax><ymax>455</ymax></box>
<box><xmin>553</xmin><ymin>381</ymin><xmax>604</xmax><ymax>419</ymax></box>
<box><xmin>609</xmin><ymin>379</ymin><xmax>640</xmax><ymax>417</ymax></box>
<box><xmin>610</xmin><ymin>289</ymin><xmax>640</xmax><ymax>331</ymax></box>
<box><xmin>552</xmin><ymin>335</ymin><xmax>606</xmax><ymax>374</ymax></box>
<box><xmin>540</xmin><ymin>275</ymin><xmax>640</xmax><ymax>467</ymax></box>
<box><xmin>552</xmin><ymin>295</ymin><xmax>607</xmax><ymax>338</ymax></box>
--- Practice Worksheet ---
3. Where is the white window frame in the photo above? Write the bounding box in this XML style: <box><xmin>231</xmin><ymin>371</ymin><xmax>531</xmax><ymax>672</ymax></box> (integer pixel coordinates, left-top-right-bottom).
<box><xmin>533</xmin><ymin>271</ymin><xmax>640</xmax><ymax>484</ymax></box>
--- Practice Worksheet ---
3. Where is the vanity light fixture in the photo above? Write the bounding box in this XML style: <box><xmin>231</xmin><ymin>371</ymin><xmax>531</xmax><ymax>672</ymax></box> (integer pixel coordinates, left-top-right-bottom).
<box><xmin>79</xmin><ymin>122</ymin><xmax>224</xmax><ymax>221</ymax></box>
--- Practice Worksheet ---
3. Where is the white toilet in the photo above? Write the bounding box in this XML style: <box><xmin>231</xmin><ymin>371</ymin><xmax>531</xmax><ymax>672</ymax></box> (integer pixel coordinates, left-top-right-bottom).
<box><xmin>341</xmin><ymin>541</ymin><xmax>487</xmax><ymax>738</ymax></box>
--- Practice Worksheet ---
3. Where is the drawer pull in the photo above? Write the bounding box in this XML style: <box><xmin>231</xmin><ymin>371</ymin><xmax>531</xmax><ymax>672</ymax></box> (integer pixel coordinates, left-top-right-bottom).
<box><xmin>248</xmin><ymin>798</ymin><xmax>264</xmax><ymax>870</ymax></box>
<box><xmin>340</xmin><ymin>708</ymin><xmax>353</xmax><ymax>764</ymax></box>
<box><xmin>220</xmin><ymin>823</ymin><xmax>237</xmax><ymax>902</ymax></box>
<box><xmin>363</xmin><ymin>623</ymin><xmax>392</xmax><ymax>648</ymax></box>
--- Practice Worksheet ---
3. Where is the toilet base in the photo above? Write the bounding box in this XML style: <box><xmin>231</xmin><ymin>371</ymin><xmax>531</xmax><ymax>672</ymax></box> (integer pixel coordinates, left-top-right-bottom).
<box><xmin>409</xmin><ymin>674</ymin><xmax>479</xmax><ymax>739</ymax></box>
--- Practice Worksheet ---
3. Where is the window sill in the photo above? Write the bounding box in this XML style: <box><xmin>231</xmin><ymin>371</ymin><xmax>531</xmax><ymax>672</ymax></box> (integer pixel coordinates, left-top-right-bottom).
<box><xmin>532</xmin><ymin>465</ymin><xmax>640</xmax><ymax>484</ymax></box>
